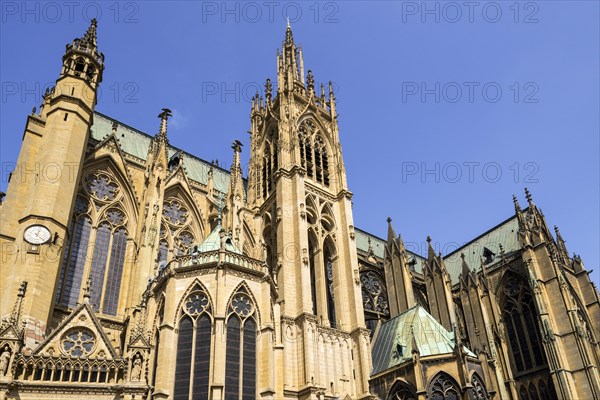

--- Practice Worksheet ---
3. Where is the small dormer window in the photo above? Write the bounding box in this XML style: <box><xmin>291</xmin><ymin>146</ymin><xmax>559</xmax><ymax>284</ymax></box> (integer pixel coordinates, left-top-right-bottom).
<box><xmin>483</xmin><ymin>247</ymin><xmax>495</xmax><ymax>264</ymax></box>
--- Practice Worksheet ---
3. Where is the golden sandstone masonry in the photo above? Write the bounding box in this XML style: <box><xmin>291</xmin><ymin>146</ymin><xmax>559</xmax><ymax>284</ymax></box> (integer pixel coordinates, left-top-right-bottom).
<box><xmin>0</xmin><ymin>20</ymin><xmax>599</xmax><ymax>400</ymax></box>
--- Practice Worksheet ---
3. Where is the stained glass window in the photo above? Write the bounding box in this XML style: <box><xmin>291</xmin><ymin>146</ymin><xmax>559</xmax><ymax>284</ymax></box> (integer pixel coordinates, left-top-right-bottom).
<box><xmin>242</xmin><ymin>319</ymin><xmax>256</xmax><ymax>400</ymax></box>
<box><xmin>57</xmin><ymin>216</ymin><xmax>92</xmax><ymax>308</ymax></box>
<box><xmin>173</xmin><ymin>292</ymin><xmax>212</xmax><ymax>400</ymax></box>
<box><xmin>174</xmin><ymin>317</ymin><xmax>193</xmax><ymax>400</ymax></box>
<box><xmin>89</xmin><ymin>223</ymin><xmax>110</xmax><ymax>311</ymax></box>
<box><xmin>102</xmin><ymin>228</ymin><xmax>128</xmax><ymax>315</ymax></box>
<box><xmin>225</xmin><ymin>316</ymin><xmax>241</xmax><ymax>400</ymax></box>
<box><xmin>193</xmin><ymin>315</ymin><xmax>211</xmax><ymax>399</ymax></box>
<box><xmin>502</xmin><ymin>275</ymin><xmax>546</xmax><ymax>373</ymax></box>
<box><xmin>225</xmin><ymin>290</ymin><xmax>256</xmax><ymax>400</ymax></box>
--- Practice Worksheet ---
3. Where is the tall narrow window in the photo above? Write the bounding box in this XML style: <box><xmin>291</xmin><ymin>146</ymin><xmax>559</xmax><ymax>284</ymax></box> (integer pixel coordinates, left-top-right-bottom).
<box><xmin>173</xmin><ymin>291</ymin><xmax>212</xmax><ymax>400</ymax></box>
<box><xmin>225</xmin><ymin>316</ymin><xmax>241</xmax><ymax>400</ymax></box>
<box><xmin>309</xmin><ymin>245</ymin><xmax>318</xmax><ymax>315</ymax></box>
<box><xmin>242</xmin><ymin>319</ymin><xmax>256</xmax><ymax>400</ymax></box>
<box><xmin>322</xmin><ymin>150</ymin><xmax>330</xmax><ymax>186</ymax></box>
<box><xmin>174</xmin><ymin>317</ymin><xmax>193</xmax><ymax>400</ymax></box>
<box><xmin>305</xmin><ymin>141</ymin><xmax>313</xmax><ymax>178</ymax></box>
<box><xmin>225</xmin><ymin>290</ymin><xmax>256</xmax><ymax>400</ymax></box>
<box><xmin>193</xmin><ymin>314</ymin><xmax>211</xmax><ymax>399</ymax></box>
<box><xmin>89</xmin><ymin>223</ymin><xmax>111</xmax><ymax>310</ymax></box>
<box><xmin>502</xmin><ymin>276</ymin><xmax>546</xmax><ymax>373</ymax></box>
<box><xmin>57</xmin><ymin>216</ymin><xmax>92</xmax><ymax>308</ymax></box>
<box><xmin>102</xmin><ymin>228</ymin><xmax>128</xmax><ymax>315</ymax></box>
<box><xmin>324</xmin><ymin>256</ymin><xmax>336</xmax><ymax>328</ymax></box>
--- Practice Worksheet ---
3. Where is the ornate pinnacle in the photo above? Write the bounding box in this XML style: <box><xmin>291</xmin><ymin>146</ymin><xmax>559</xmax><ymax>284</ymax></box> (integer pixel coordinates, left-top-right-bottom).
<box><xmin>158</xmin><ymin>108</ymin><xmax>172</xmax><ymax>136</ymax></box>
<box><xmin>265</xmin><ymin>78</ymin><xmax>272</xmax><ymax>102</ymax></box>
<box><xmin>513</xmin><ymin>195</ymin><xmax>521</xmax><ymax>212</ymax></box>
<box><xmin>83</xmin><ymin>275</ymin><xmax>92</xmax><ymax>303</ymax></box>
<box><xmin>307</xmin><ymin>70</ymin><xmax>315</xmax><ymax>94</ymax></box>
<box><xmin>525</xmin><ymin>187</ymin><xmax>533</xmax><ymax>204</ymax></box>
<box><xmin>9</xmin><ymin>281</ymin><xmax>27</xmax><ymax>325</ymax></box>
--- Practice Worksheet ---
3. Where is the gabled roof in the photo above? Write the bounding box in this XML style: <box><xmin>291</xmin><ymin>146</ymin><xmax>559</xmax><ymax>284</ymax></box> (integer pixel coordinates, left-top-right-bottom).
<box><xmin>33</xmin><ymin>302</ymin><xmax>119</xmax><ymax>359</ymax></box>
<box><xmin>371</xmin><ymin>305</ymin><xmax>475</xmax><ymax>375</ymax></box>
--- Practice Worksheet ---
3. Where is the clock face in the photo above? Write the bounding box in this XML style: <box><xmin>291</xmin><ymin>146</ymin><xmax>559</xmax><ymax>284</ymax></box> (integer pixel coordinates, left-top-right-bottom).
<box><xmin>24</xmin><ymin>225</ymin><xmax>51</xmax><ymax>245</ymax></box>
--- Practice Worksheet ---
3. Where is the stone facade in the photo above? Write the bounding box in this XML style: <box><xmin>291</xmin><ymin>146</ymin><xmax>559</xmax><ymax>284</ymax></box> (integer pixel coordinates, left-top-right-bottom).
<box><xmin>0</xmin><ymin>20</ymin><xmax>598</xmax><ymax>400</ymax></box>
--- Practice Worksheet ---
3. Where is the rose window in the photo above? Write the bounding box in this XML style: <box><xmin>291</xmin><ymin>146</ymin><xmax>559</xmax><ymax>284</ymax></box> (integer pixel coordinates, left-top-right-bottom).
<box><xmin>185</xmin><ymin>293</ymin><xmax>210</xmax><ymax>315</ymax></box>
<box><xmin>62</xmin><ymin>328</ymin><xmax>95</xmax><ymax>357</ymax></box>
<box><xmin>163</xmin><ymin>200</ymin><xmax>188</xmax><ymax>225</ymax></box>
<box><xmin>87</xmin><ymin>174</ymin><xmax>118</xmax><ymax>201</ymax></box>
<box><xmin>231</xmin><ymin>294</ymin><xmax>253</xmax><ymax>318</ymax></box>
<box><xmin>362</xmin><ymin>272</ymin><xmax>382</xmax><ymax>295</ymax></box>
<box><xmin>504</xmin><ymin>277</ymin><xmax>522</xmax><ymax>296</ymax></box>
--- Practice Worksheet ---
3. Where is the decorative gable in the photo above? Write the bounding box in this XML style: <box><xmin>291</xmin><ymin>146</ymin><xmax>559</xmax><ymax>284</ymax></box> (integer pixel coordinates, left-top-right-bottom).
<box><xmin>33</xmin><ymin>303</ymin><xmax>119</xmax><ymax>360</ymax></box>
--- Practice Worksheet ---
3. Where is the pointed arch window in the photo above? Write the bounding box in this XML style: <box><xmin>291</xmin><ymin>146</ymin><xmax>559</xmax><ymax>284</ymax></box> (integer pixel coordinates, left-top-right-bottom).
<box><xmin>429</xmin><ymin>373</ymin><xmax>460</xmax><ymax>400</ymax></box>
<box><xmin>173</xmin><ymin>291</ymin><xmax>212</xmax><ymax>400</ymax></box>
<box><xmin>297</xmin><ymin>120</ymin><xmax>330</xmax><ymax>187</ymax></box>
<box><xmin>56</xmin><ymin>172</ymin><xmax>130</xmax><ymax>316</ymax></box>
<box><xmin>225</xmin><ymin>290</ymin><xmax>257</xmax><ymax>400</ymax></box>
<box><xmin>156</xmin><ymin>197</ymin><xmax>197</xmax><ymax>264</ymax></box>
<box><xmin>501</xmin><ymin>276</ymin><xmax>546</xmax><ymax>373</ymax></box>
<box><xmin>519</xmin><ymin>387</ymin><xmax>530</xmax><ymax>400</ymax></box>
<box><xmin>388</xmin><ymin>381</ymin><xmax>417</xmax><ymax>400</ymax></box>
<box><xmin>361</xmin><ymin>271</ymin><xmax>390</xmax><ymax>317</ymax></box>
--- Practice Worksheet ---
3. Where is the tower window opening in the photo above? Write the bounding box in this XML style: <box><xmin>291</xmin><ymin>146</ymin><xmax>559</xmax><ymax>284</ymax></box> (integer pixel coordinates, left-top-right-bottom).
<box><xmin>322</xmin><ymin>151</ymin><xmax>330</xmax><ymax>186</ymax></box>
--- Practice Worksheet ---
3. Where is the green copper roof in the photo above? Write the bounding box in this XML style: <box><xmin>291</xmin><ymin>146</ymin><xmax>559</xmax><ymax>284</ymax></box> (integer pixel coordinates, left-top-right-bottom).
<box><xmin>90</xmin><ymin>112</ymin><xmax>231</xmax><ymax>193</ymax></box>
<box><xmin>443</xmin><ymin>215</ymin><xmax>520</xmax><ymax>283</ymax></box>
<box><xmin>194</xmin><ymin>223</ymin><xmax>242</xmax><ymax>254</ymax></box>
<box><xmin>371</xmin><ymin>305</ymin><xmax>475</xmax><ymax>375</ymax></box>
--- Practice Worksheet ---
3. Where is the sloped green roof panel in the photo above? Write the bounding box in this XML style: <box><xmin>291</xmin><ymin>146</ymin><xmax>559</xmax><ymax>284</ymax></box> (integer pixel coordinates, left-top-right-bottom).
<box><xmin>371</xmin><ymin>305</ymin><xmax>475</xmax><ymax>375</ymax></box>
<box><xmin>443</xmin><ymin>215</ymin><xmax>521</xmax><ymax>283</ymax></box>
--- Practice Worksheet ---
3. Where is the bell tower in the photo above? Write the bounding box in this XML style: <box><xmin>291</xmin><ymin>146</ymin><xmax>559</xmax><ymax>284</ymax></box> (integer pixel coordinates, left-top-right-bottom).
<box><xmin>247</xmin><ymin>25</ymin><xmax>372</xmax><ymax>398</ymax></box>
<box><xmin>0</xmin><ymin>19</ymin><xmax>103</xmax><ymax>347</ymax></box>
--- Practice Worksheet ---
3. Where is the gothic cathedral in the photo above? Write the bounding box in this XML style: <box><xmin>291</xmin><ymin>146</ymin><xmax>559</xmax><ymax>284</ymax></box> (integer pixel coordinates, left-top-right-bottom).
<box><xmin>0</xmin><ymin>20</ymin><xmax>598</xmax><ymax>400</ymax></box>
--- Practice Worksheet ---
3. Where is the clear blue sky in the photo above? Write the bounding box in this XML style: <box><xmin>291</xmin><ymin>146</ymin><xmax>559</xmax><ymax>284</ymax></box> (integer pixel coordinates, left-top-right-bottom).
<box><xmin>1</xmin><ymin>1</ymin><xmax>598</xmax><ymax>285</ymax></box>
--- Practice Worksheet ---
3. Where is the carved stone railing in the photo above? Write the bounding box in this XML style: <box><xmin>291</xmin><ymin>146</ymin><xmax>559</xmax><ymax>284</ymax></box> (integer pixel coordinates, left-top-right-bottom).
<box><xmin>10</xmin><ymin>354</ymin><xmax>126</xmax><ymax>384</ymax></box>
<box><xmin>175</xmin><ymin>250</ymin><xmax>268</xmax><ymax>276</ymax></box>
